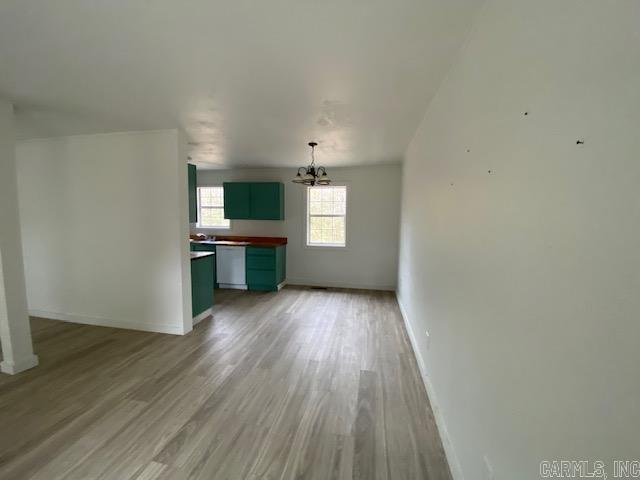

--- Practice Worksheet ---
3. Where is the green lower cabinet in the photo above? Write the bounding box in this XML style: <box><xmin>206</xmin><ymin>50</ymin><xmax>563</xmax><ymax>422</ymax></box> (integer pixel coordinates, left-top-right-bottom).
<box><xmin>190</xmin><ymin>244</ymin><xmax>217</xmax><ymax>286</ymax></box>
<box><xmin>246</xmin><ymin>245</ymin><xmax>286</xmax><ymax>291</ymax></box>
<box><xmin>246</xmin><ymin>269</ymin><xmax>277</xmax><ymax>287</ymax></box>
<box><xmin>191</xmin><ymin>255</ymin><xmax>214</xmax><ymax>317</ymax></box>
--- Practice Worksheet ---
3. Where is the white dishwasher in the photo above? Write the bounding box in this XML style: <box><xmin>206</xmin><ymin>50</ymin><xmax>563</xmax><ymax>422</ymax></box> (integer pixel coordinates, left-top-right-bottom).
<box><xmin>216</xmin><ymin>246</ymin><xmax>247</xmax><ymax>289</ymax></box>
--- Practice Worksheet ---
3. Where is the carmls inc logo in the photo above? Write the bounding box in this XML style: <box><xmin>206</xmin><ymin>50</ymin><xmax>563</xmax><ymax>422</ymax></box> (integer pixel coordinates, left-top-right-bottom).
<box><xmin>540</xmin><ymin>460</ymin><xmax>640</xmax><ymax>479</ymax></box>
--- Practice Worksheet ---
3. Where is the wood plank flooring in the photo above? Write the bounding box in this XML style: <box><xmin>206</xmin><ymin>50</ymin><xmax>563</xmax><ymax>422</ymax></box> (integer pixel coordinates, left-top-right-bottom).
<box><xmin>0</xmin><ymin>286</ymin><xmax>451</xmax><ymax>480</ymax></box>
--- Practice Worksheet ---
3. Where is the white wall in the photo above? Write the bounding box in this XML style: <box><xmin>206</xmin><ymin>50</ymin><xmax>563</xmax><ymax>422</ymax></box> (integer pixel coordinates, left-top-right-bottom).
<box><xmin>17</xmin><ymin>130</ymin><xmax>192</xmax><ymax>335</ymax></box>
<box><xmin>195</xmin><ymin>164</ymin><xmax>401</xmax><ymax>290</ymax></box>
<box><xmin>398</xmin><ymin>1</ymin><xmax>640</xmax><ymax>478</ymax></box>
<box><xmin>0</xmin><ymin>99</ymin><xmax>38</xmax><ymax>374</ymax></box>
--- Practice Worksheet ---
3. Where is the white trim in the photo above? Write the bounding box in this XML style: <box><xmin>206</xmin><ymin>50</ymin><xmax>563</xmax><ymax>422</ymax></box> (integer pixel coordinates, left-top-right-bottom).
<box><xmin>196</xmin><ymin>226</ymin><xmax>232</xmax><ymax>231</ymax></box>
<box><xmin>0</xmin><ymin>354</ymin><xmax>39</xmax><ymax>375</ymax></box>
<box><xmin>395</xmin><ymin>293</ymin><xmax>464</xmax><ymax>480</ymax></box>
<box><xmin>192</xmin><ymin>308</ymin><xmax>212</xmax><ymax>325</ymax></box>
<box><xmin>305</xmin><ymin>242</ymin><xmax>346</xmax><ymax>248</ymax></box>
<box><xmin>287</xmin><ymin>278</ymin><xmax>395</xmax><ymax>291</ymax></box>
<box><xmin>217</xmin><ymin>284</ymin><xmax>248</xmax><ymax>290</ymax></box>
<box><xmin>28</xmin><ymin>309</ymin><xmax>188</xmax><ymax>335</ymax></box>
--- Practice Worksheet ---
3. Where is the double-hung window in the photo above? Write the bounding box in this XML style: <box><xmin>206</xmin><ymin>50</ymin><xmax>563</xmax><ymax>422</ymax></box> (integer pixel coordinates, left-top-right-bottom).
<box><xmin>196</xmin><ymin>186</ymin><xmax>230</xmax><ymax>229</ymax></box>
<box><xmin>306</xmin><ymin>185</ymin><xmax>347</xmax><ymax>247</ymax></box>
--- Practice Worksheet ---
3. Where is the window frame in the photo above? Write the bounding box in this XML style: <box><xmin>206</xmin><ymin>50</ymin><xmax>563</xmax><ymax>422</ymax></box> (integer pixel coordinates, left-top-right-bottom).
<box><xmin>196</xmin><ymin>186</ymin><xmax>231</xmax><ymax>230</ymax></box>
<box><xmin>305</xmin><ymin>184</ymin><xmax>348</xmax><ymax>248</ymax></box>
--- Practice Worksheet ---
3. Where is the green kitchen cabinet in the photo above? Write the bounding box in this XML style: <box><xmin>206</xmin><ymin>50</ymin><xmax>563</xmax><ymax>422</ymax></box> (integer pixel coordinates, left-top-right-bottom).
<box><xmin>191</xmin><ymin>243</ymin><xmax>215</xmax><ymax>252</ymax></box>
<box><xmin>188</xmin><ymin>164</ymin><xmax>198</xmax><ymax>223</ymax></box>
<box><xmin>190</xmin><ymin>243</ymin><xmax>217</xmax><ymax>286</ymax></box>
<box><xmin>223</xmin><ymin>182</ymin><xmax>284</xmax><ymax>220</ymax></box>
<box><xmin>223</xmin><ymin>182</ymin><xmax>251</xmax><ymax>219</ymax></box>
<box><xmin>191</xmin><ymin>255</ymin><xmax>214</xmax><ymax>317</ymax></box>
<box><xmin>250</xmin><ymin>183</ymin><xmax>285</xmax><ymax>220</ymax></box>
<box><xmin>246</xmin><ymin>245</ymin><xmax>286</xmax><ymax>291</ymax></box>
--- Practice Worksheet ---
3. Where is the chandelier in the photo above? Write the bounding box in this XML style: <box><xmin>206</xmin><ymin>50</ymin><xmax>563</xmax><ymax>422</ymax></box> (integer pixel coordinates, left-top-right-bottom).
<box><xmin>292</xmin><ymin>142</ymin><xmax>331</xmax><ymax>186</ymax></box>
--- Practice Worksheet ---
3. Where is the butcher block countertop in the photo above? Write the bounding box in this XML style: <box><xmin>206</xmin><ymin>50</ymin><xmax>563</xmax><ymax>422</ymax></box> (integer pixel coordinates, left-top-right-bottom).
<box><xmin>190</xmin><ymin>251</ymin><xmax>216</xmax><ymax>260</ymax></box>
<box><xmin>190</xmin><ymin>236</ymin><xmax>287</xmax><ymax>248</ymax></box>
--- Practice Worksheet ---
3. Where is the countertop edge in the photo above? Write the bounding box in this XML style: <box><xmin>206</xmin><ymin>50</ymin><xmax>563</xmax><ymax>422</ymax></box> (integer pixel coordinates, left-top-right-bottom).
<box><xmin>190</xmin><ymin>251</ymin><xmax>216</xmax><ymax>260</ymax></box>
<box><xmin>190</xmin><ymin>240</ymin><xmax>288</xmax><ymax>247</ymax></box>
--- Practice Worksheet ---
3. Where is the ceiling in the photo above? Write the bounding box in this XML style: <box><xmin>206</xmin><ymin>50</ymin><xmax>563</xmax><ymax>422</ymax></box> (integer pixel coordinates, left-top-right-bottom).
<box><xmin>0</xmin><ymin>0</ymin><xmax>482</xmax><ymax>168</ymax></box>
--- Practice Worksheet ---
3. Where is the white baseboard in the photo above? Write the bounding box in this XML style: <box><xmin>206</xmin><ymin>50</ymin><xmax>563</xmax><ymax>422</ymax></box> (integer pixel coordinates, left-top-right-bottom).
<box><xmin>28</xmin><ymin>309</ymin><xmax>187</xmax><ymax>335</ymax></box>
<box><xmin>395</xmin><ymin>293</ymin><xmax>465</xmax><ymax>480</ymax></box>
<box><xmin>287</xmin><ymin>278</ymin><xmax>395</xmax><ymax>291</ymax></box>
<box><xmin>218</xmin><ymin>284</ymin><xmax>248</xmax><ymax>290</ymax></box>
<box><xmin>0</xmin><ymin>354</ymin><xmax>39</xmax><ymax>375</ymax></box>
<box><xmin>192</xmin><ymin>308</ymin><xmax>212</xmax><ymax>325</ymax></box>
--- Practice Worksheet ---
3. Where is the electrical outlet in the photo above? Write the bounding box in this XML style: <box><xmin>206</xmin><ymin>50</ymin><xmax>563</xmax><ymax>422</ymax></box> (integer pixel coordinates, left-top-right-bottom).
<box><xmin>483</xmin><ymin>455</ymin><xmax>495</xmax><ymax>480</ymax></box>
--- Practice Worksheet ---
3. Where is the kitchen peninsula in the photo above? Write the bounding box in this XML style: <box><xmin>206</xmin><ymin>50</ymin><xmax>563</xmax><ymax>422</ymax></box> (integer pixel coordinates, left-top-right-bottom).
<box><xmin>190</xmin><ymin>251</ymin><xmax>215</xmax><ymax>325</ymax></box>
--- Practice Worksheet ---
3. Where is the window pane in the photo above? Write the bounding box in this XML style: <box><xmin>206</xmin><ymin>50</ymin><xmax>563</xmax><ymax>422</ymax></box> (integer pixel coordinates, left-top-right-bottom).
<box><xmin>309</xmin><ymin>188</ymin><xmax>322</xmax><ymax>202</ymax></box>
<box><xmin>320</xmin><ymin>201</ymin><xmax>333</xmax><ymax>215</ymax></box>
<box><xmin>200</xmin><ymin>207</ymin><xmax>230</xmax><ymax>228</ymax></box>
<box><xmin>200</xmin><ymin>188</ymin><xmax>214</xmax><ymax>207</ymax></box>
<box><xmin>208</xmin><ymin>208</ymin><xmax>228</xmax><ymax>227</ymax></box>
<box><xmin>309</xmin><ymin>216</ymin><xmax>322</xmax><ymax>231</ymax></box>
<box><xmin>198</xmin><ymin>187</ymin><xmax>230</xmax><ymax>229</ymax></box>
<box><xmin>199</xmin><ymin>186</ymin><xmax>224</xmax><ymax>207</ymax></box>
<box><xmin>323</xmin><ymin>216</ymin><xmax>334</xmax><ymax>229</ymax></box>
<box><xmin>200</xmin><ymin>207</ymin><xmax>216</xmax><ymax>226</ymax></box>
<box><xmin>321</xmin><ymin>229</ymin><xmax>333</xmax><ymax>243</ymax></box>
<box><xmin>307</xmin><ymin>186</ymin><xmax>347</xmax><ymax>246</ymax></box>
<box><xmin>320</xmin><ymin>188</ymin><xmax>333</xmax><ymax>202</ymax></box>
<box><xmin>309</xmin><ymin>201</ymin><xmax>322</xmax><ymax>215</ymax></box>
<box><xmin>310</xmin><ymin>228</ymin><xmax>322</xmax><ymax>243</ymax></box>
<box><xmin>308</xmin><ymin>186</ymin><xmax>346</xmax><ymax>216</ymax></box>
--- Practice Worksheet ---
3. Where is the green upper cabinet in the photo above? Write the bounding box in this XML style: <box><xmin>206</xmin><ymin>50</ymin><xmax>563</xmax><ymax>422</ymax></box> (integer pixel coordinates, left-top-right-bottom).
<box><xmin>223</xmin><ymin>182</ymin><xmax>251</xmax><ymax>219</ymax></box>
<box><xmin>223</xmin><ymin>182</ymin><xmax>284</xmax><ymax>220</ymax></box>
<box><xmin>188</xmin><ymin>163</ymin><xmax>198</xmax><ymax>223</ymax></box>
<box><xmin>250</xmin><ymin>183</ymin><xmax>284</xmax><ymax>220</ymax></box>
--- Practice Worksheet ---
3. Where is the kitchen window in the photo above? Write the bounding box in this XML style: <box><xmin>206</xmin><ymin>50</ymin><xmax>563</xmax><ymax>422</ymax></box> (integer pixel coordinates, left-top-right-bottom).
<box><xmin>306</xmin><ymin>185</ymin><xmax>347</xmax><ymax>247</ymax></box>
<box><xmin>197</xmin><ymin>186</ymin><xmax>230</xmax><ymax>229</ymax></box>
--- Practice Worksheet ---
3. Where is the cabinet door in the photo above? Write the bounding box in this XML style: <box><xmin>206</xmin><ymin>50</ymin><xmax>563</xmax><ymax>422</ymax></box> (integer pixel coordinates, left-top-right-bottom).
<box><xmin>191</xmin><ymin>244</ymin><xmax>217</xmax><ymax>285</ymax></box>
<box><xmin>188</xmin><ymin>164</ymin><xmax>198</xmax><ymax>223</ymax></box>
<box><xmin>223</xmin><ymin>183</ymin><xmax>251</xmax><ymax>219</ymax></box>
<box><xmin>191</xmin><ymin>256</ymin><xmax>214</xmax><ymax>316</ymax></box>
<box><xmin>250</xmin><ymin>183</ymin><xmax>284</xmax><ymax>220</ymax></box>
<box><xmin>275</xmin><ymin>245</ymin><xmax>286</xmax><ymax>284</ymax></box>
<box><xmin>246</xmin><ymin>245</ymin><xmax>285</xmax><ymax>291</ymax></box>
<box><xmin>246</xmin><ymin>269</ymin><xmax>277</xmax><ymax>289</ymax></box>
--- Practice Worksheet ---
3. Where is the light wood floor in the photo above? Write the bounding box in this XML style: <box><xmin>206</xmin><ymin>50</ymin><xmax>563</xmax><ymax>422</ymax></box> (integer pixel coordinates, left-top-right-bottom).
<box><xmin>0</xmin><ymin>287</ymin><xmax>451</xmax><ymax>480</ymax></box>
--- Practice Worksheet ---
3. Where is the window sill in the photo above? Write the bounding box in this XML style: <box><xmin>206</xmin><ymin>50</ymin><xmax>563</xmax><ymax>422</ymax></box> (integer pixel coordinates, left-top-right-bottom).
<box><xmin>305</xmin><ymin>243</ymin><xmax>348</xmax><ymax>250</ymax></box>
